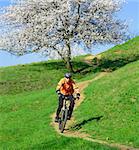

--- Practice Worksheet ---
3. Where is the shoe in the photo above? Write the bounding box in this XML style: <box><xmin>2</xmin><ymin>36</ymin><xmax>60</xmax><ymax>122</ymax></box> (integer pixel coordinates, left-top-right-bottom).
<box><xmin>67</xmin><ymin>116</ymin><xmax>71</xmax><ymax>120</ymax></box>
<box><xmin>55</xmin><ymin>117</ymin><xmax>59</xmax><ymax>123</ymax></box>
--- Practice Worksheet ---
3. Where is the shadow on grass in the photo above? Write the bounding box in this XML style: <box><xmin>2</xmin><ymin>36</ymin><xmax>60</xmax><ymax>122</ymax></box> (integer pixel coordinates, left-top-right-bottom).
<box><xmin>30</xmin><ymin>60</ymin><xmax>91</xmax><ymax>72</ymax></box>
<box><xmin>79</xmin><ymin>54</ymin><xmax>139</xmax><ymax>74</ymax></box>
<box><xmin>28</xmin><ymin>53</ymin><xmax>139</xmax><ymax>74</ymax></box>
<box><xmin>71</xmin><ymin>116</ymin><xmax>103</xmax><ymax>131</ymax></box>
<box><xmin>29</xmin><ymin>61</ymin><xmax>66</xmax><ymax>70</ymax></box>
<box><xmin>1</xmin><ymin>54</ymin><xmax>139</xmax><ymax>95</ymax></box>
<box><xmin>98</xmin><ymin>55</ymin><xmax>139</xmax><ymax>71</ymax></box>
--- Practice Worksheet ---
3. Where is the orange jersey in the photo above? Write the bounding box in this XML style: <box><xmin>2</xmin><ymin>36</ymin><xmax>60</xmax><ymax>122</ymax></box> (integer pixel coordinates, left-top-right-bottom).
<box><xmin>56</xmin><ymin>78</ymin><xmax>79</xmax><ymax>95</ymax></box>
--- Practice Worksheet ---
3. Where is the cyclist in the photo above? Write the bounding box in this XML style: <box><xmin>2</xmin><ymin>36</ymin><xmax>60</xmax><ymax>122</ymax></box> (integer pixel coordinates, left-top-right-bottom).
<box><xmin>55</xmin><ymin>73</ymin><xmax>80</xmax><ymax>122</ymax></box>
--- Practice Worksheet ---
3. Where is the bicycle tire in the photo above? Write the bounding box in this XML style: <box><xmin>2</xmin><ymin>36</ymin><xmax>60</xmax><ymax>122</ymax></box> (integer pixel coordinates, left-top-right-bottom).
<box><xmin>59</xmin><ymin>110</ymin><xmax>65</xmax><ymax>132</ymax></box>
<box><xmin>61</xmin><ymin>109</ymin><xmax>68</xmax><ymax>133</ymax></box>
<box><xmin>58</xmin><ymin>119</ymin><xmax>62</xmax><ymax>130</ymax></box>
<box><xmin>59</xmin><ymin>109</ymin><xmax>68</xmax><ymax>133</ymax></box>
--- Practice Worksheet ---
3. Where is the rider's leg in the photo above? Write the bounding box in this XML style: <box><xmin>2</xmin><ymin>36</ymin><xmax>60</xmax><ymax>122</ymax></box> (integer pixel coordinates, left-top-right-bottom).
<box><xmin>55</xmin><ymin>94</ymin><xmax>64</xmax><ymax>120</ymax></box>
<box><xmin>68</xmin><ymin>95</ymin><xmax>75</xmax><ymax>119</ymax></box>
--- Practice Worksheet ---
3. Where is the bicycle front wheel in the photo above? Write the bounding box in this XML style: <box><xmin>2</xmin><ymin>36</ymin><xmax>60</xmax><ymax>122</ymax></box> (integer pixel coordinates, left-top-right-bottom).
<box><xmin>59</xmin><ymin>109</ymin><xmax>68</xmax><ymax>133</ymax></box>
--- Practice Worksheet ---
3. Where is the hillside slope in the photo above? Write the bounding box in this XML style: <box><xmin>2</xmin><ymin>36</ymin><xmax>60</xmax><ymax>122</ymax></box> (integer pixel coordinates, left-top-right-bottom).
<box><xmin>73</xmin><ymin>60</ymin><xmax>139</xmax><ymax>148</ymax></box>
<box><xmin>0</xmin><ymin>87</ymin><xmax>116</xmax><ymax>150</ymax></box>
<box><xmin>0</xmin><ymin>36</ymin><xmax>139</xmax><ymax>149</ymax></box>
<box><xmin>0</xmin><ymin>36</ymin><xmax>139</xmax><ymax>95</ymax></box>
<box><xmin>92</xmin><ymin>36</ymin><xmax>139</xmax><ymax>72</ymax></box>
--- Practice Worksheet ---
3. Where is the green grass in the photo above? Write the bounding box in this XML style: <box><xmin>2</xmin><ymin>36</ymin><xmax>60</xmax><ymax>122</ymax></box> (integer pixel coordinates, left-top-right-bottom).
<box><xmin>0</xmin><ymin>57</ymin><xmax>98</xmax><ymax>95</ymax></box>
<box><xmin>92</xmin><ymin>36</ymin><xmax>139</xmax><ymax>71</ymax></box>
<box><xmin>0</xmin><ymin>88</ymin><xmax>116</xmax><ymax>150</ymax></box>
<box><xmin>1</xmin><ymin>37</ymin><xmax>139</xmax><ymax>95</ymax></box>
<box><xmin>1</xmin><ymin>36</ymin><xmax>139</xmax><ymax>149</ymax></box>
<box><xmin>73</xmin><ymin>60</ymin><xmax>139</xmax><ymax>148</ymax></box>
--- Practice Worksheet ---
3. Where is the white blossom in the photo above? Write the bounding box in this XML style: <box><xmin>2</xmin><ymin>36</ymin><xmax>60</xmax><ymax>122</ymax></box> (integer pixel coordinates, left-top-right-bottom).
<box><xmin>0</xmin><ymin>0</ymin><xmax>128</xmax><ymax>70</ymax></box>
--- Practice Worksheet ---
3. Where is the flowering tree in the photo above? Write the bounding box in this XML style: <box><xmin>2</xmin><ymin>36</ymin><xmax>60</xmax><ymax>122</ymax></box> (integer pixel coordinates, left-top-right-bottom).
<box><xmin>0</xmin><ymin>0</ymin><xmax>128</xmax><ymax>72</ymax></box>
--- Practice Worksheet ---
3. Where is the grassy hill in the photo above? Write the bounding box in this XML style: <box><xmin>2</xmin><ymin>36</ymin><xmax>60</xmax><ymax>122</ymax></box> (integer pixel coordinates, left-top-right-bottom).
<box><xmin>73</xmin><ymin>60</ymin><xmax>139</xmax><ymax>148</ymax></box>
<box><xmin>92</xmin><ymin>36</ymin><xmax>139</xmax><ymax>72</ymax></box>
<box><xmin>0</xmin><ymin>58</ymin><xmax>96</xmax><ymax>95</ymax></box>
<box><xmin>71</xmin><ymin>36</ymin><xmax>139</xmax><ymax>148</ymax></box>
<box><xmin>0</xmin><ymin>36</ymin><xmax>139</xmax><ymax>95</ymax></box>
<box><xmin>1</xmin><ymin>88</ymin><xmax>115</xmax><ymax>150</ymax></box>
<box><xmin>0</xmin><ymin>36</ymin><xmax>139</xmax><ymax>149</ymax></box>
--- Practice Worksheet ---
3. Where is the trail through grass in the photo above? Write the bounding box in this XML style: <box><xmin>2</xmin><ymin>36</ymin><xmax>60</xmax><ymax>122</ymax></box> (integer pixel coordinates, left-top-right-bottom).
<box><xmin>1</xmin><ymin>36</ymin><xmax>139</xmax><ymax>149</ymax></box>
<box><xmin>0</xmin><ymin>86</ymin><xmax>117</xmax><ymax>149</ymax></box>
<box><xmin>73</xmin><ymin>60</ymin><xmax>139</xmax><ymax>148</ymax></box>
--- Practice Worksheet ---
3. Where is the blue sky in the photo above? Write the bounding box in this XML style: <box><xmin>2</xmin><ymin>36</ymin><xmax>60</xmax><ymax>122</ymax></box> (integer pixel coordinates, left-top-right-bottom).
<box><xmin>0</xmin><ymin>0</ymin><xmax>10</xmax><ymax>7</ymax></box>
<box><xmin>0</xmin><ymin>0</ymin><xmax>139</xmax><ymax>67</ymax></box>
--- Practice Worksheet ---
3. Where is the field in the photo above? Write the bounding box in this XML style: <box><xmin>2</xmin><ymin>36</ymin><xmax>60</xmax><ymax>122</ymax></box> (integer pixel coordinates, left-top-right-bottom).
<box><xmin>0</xmin><ymin>36</ymin><xmax>139</xmax><ymax>149</ymax></box>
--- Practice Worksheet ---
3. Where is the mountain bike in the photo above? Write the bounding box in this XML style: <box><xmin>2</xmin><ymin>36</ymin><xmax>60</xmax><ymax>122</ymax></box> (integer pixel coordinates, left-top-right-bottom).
<box><xmin>58</xmin><ymin>95</ymin><xmax>76</xmax><ymax>133</ymax></box>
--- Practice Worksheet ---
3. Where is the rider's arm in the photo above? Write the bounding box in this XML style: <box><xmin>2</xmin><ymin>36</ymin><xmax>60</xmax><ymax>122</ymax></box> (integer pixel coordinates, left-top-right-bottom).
<box><xmin>72</xmin><ymin>80</ymin><xmax>80</xmax><ymax>94</ymax></box>
<box><xmin>56</xmin><ymin>78</ymin><xmax>65</xmax><ymax>92</ymax></box>
<box><xmin>73</xmin><ymin>81</ymin><xmax>80</xmax><ymax>99</ymax></box>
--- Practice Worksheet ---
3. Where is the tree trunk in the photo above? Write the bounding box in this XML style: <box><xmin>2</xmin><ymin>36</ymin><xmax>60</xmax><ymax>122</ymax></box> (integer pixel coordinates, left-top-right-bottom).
<box><xmin>66</xmin><ymin>57</ymin><xmax>74</xmax><ymax>73</ymax></box>
<box><xmin>66</xmin><ymin>42</ymin><xmax>74</xmax><ymax>73</ymax></box>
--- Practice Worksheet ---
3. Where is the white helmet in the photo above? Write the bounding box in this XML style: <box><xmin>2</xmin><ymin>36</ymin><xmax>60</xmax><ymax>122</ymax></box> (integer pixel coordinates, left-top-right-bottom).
<box><xmin>65</xmin><ymin>73</ymin><xmax>72</xmax><ymax>78</ymax></box>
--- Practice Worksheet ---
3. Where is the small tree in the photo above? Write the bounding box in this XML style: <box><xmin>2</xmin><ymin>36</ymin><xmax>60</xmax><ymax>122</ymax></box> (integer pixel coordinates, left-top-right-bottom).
<box><xmin>0</xmin><ymin>0</ymin><xmax>128</xmax><ymax>72</ymax></box>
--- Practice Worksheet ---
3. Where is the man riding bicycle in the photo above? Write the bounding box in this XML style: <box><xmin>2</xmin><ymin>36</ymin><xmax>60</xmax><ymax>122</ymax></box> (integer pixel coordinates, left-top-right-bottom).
<box><xmin>55</xmin><ymin>73</ymin><xmax>80</xmax><ymax>122</ymax></box>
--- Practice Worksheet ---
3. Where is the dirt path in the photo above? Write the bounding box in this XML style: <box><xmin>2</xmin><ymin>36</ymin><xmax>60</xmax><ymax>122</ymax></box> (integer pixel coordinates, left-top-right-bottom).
<box><xmin>51</xmin><ymin>56</ymin><xmax>139</xmax><ymax>150</ymax></box>
<box><xmin>84</xmin><ymin>55</ymin><xmax>95</xmax><ymax>65</ymax></box>
<box><xmin>84</xmin><ymin>54</ymin><xmax>101</xmax><ymax>65</ymax></box>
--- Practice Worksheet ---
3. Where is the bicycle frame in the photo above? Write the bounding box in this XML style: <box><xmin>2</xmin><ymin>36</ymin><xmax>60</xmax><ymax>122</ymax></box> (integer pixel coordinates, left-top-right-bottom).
<box><xmin>59</xmin><ymin>95</ymin><xmax>76</xmax><ymax>133</ymax></box>
<box><xmin>62</xmin><ymin>97</ymin><xmax>70</xmax><ymax>111</ymax></box>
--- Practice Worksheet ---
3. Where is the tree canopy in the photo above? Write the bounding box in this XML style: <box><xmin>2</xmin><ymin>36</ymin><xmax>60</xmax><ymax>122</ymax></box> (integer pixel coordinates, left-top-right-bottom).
<box><xmin>0</xmin><ymin>0</ymin><xmax>128</xmax><ymax>71</ymax></box>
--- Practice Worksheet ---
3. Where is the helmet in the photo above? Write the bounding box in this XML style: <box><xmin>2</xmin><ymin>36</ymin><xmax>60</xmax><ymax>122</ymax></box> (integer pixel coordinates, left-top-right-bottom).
<box><xmin>64</xmin><ymin>73</ymin><xmax>72</xmax><ymax>78</ymax></box>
